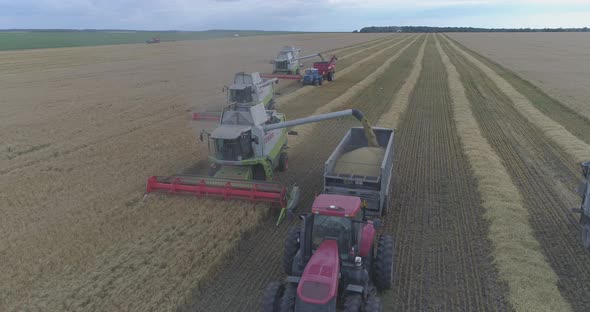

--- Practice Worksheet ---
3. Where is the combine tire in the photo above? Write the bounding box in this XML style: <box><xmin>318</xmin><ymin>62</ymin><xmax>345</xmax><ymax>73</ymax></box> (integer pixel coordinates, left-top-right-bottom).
<box><xmin>365</xmin><ymin>295</ymin><xmax>383</xmax><ymax>312</ymax></box>
<box><xmin>327</xmin><ymin>72</ymin><xmax>333</xmax><ymax>81</ymax></box>
<box><xmin>278</xmin><ymin>152</ymin><xmax>289</xmax><ymax>172</ymax></box>
<box><xmin>280</xmin><ymin>283</ymin><xmax>297</xmax><ymax>312</ymax></box>
<box><xmin>261</xmin><ymin>282</ymin><xmax>284</xmax><ymax>312</ymax></box>
<box><xmin>582</xmin><ymin>222</ymin><xmax>590</xmax><ymax>250</ymax></box>
<box><xmin>283</xmin><ymin>227</ymin><xmax>300</xmax><ymax>275</ymax></box>
<box><xmin>374</xmin><ymin>234</ymin><xmax>395</xmax><ymax>290</ymax></box>
<box><xmin>295</xmin><ymin>69</ymin><xmax>300</xmax><ymax>75</ymax></box>
<box><xmin>343</xmin><ymin>294</ymin><xmax>362</xmax><ymax>312</ymax></box>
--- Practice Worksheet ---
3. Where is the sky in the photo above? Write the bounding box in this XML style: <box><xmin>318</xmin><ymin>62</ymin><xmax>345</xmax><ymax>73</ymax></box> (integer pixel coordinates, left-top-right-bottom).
<box><xmin>0</xmin><ymin>0</ymin><xmax>589</xmax><ymax>31</ymax></box>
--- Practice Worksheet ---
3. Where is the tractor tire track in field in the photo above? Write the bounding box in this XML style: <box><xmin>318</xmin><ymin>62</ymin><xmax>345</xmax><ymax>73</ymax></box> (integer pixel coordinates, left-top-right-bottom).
<box><xmin>376</xmin><ymin>34</ymin><xmax>426</xmax><ymax>129</ymax></box>
<box><xmin>381</xmin><ymin>35</ymin><xmax>509</xmax><ymax>311</ymax></box>
<box><xmin>440</xmin><ymin>35</ymin><xmax>590</xmax><ymax>311</ymax></box>
<box><xmin>436</xmin><ymin>34</ymin><xmax>569</xmax><ymax>312</ymax></box>
<box><xmin>444</xmin><ymin>36</ymin><xmax>590</xmax><ymax>146</ymax></box>
<box><xmin>180</xmin><ymin>35</ymin><xmax>425</xmax><ymax>312</ymax></box>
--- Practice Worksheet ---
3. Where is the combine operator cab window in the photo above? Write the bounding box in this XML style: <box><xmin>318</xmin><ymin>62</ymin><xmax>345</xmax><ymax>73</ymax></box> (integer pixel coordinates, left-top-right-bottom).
<box><xmin>276</xmin><ymin>60</ymin><xmax>288</xmax><ymax>70</ymax></box>
<box><xmin>230</xmin><ymin>88</ymin><xmax>253</xmax><ymax>103</ymax></box>
<box><xmin>212</xmin><ymin>132</ymin><xmax>253</xmax><ymax>161</ymax></box>
<box><xmin>312</xmin><ymin>215</ymin><xmax>353</xmax><ymax>260</ymax></box>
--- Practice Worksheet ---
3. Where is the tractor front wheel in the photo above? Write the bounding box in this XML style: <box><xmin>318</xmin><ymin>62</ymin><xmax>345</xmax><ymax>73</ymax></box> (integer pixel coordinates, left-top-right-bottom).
<box><xmin>343</xmin><ymin>293</ymin><xmax>362</xmax><ymax>312</ymax></box>
<box><xmin>280</xmin><ymin>283</ymin><xmax>297</xmax><ymax>312</ymax></box>
<box><xmin>283</xmin><ymin>227</ymin><xmax>300</xmax><ymax>275</ymax></box>
<box><xmin>582</xmin><ymin>221</ymin><xmax>590</xmax><ymax>250</ymax></box>
<box><xmin>261</xmin><ymin>282</ymin><xmax>284</xmax><ymax>312</ymax></box>
<box><xmin>313</xmin><ymin>79</ymin><xmax>319</xmax><ymax>86</ymax></box>
<box><xmin>278</xmin><ymin>152</ymin><xmax>289</xmax><ymax>172</ymax></box>
<box><xmin>374</xmin><ymin>234</ymin><xmax>395</xmax><ymax>290</ymax></box>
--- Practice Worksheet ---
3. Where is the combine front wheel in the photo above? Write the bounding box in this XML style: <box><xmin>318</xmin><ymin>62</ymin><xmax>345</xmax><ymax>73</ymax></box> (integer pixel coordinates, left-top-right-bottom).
<box><xmin>279</xmin><ymin>152</ymin><xmax>289</xmax><ymax>172</ymax></box>
<box><xmin>261</xmin><ymin>282</ymin><xmax>284</xmax><ymax>312</ymax></box>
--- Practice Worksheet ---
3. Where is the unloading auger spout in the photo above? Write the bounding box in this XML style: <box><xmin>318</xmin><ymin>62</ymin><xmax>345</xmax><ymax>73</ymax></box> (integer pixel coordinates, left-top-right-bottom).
<box><xmin>262</xmin><ymin>109</ymin><xmax>379</xmax><ymax>147</ymax></box>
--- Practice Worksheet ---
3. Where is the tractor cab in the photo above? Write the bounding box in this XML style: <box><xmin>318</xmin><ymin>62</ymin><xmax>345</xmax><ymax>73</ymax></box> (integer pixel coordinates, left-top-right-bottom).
<box><xmin>303</xmin><ymin>68</ymin><xmax>323</xmax><ymax>86</ymax></box>
<box><xmin>309</xmin><ymin>195</ymin><xmax>365</xmax><ymax>261</ymax></box>
<box><xmin>305</xmin><ymin>68</ymin><xmax>319</xmax><ymax>76</ymax></box>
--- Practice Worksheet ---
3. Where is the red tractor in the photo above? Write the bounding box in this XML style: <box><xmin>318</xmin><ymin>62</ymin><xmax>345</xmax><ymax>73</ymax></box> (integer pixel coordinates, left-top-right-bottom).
<box><xmin>261</xmin><ymin>194</ymin><xmax>394</xmax><ymax>312</ymax></box>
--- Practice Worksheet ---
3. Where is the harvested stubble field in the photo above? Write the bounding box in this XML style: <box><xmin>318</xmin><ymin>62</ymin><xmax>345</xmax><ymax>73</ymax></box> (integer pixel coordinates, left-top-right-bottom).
<box><xmin>3</xmin><ymin>30</ymin><xmax>590</xmax><ymax>312</ymax></box>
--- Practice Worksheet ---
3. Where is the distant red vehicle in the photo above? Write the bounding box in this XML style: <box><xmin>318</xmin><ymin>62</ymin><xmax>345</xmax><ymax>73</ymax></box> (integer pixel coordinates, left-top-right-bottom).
<box><xmin>146</xmin><ymin>37</ymin><xmax>161</xmax><ymax>44</ymax></box>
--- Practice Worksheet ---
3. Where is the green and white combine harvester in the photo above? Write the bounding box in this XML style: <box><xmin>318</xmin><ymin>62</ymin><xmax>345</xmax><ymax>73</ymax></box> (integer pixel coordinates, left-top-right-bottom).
<box><xmin>262</xmin><ymin>46</ymin><xmax>324</xmax><ymax>78</ymax></box>
<box><xmin>146</xmin><ymin>101</ymin><xmax>380</xmax><ymax>225</ymax></box>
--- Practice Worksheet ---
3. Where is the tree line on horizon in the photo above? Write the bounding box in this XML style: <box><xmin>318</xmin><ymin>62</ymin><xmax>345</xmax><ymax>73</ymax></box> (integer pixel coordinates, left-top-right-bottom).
<box><xmin>355</xmin><ymin>26</ymin><xmax>589</xmax><ymax>33</ymax></box>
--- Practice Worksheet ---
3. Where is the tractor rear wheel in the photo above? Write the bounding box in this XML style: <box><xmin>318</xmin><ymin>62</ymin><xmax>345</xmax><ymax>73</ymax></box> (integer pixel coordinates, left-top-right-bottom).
<box><xmin>374</xmin><ymin>234</ymin><xmax>395</xmax><ymax>290</ymax></box>
<box><xmin>283</xmin><ymin>227</ymin><xmax>300</xmax><ymax>275</ymax></box>
<box><xmin>343</xmin><ymin>293</ymin><xmax>362</xmax><ymax>312</ymax></box>
<box><xmin>278</xmin><ymin>152</ymin><xmax>289</xmax><ymax>172</ymax></box>
<box><xmin>365</xmin><ymin>295</ymin><xmax>383</xmax><ymax>312</ymax></box>
<box><xmin>313</xmin><ymin>79</ymin><xmax>319</xmax><ymax>86</ymax></box>
<box><xmin>280</xmin><ymin>283</ymin><xmax>297</xmax><ymax>312</ymax></box>
<box><xmin>582</xmin><ymin>221</ymin><xmax>590</xmax><ymax>250</ymax></box>
<box><xmin>261</xmin><ymin>282</ymin><xmax>284</xmax><ymax>312</ymax></box>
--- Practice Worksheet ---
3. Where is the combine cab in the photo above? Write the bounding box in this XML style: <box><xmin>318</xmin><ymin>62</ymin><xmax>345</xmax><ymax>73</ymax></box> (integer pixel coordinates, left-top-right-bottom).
<box><xmin>262</xmin><ymin>194</ymin><xmax>393</xmax><ymax>312</ymax></box>
<box><xmin>192</xmin><ymin>72</ymin><xmax>278</xmax><ymax>122</ymax></box>
<box><xmin>578</xmin><ymin>161</ymin><xmax>590</xmax><ymax>249</ymax></box>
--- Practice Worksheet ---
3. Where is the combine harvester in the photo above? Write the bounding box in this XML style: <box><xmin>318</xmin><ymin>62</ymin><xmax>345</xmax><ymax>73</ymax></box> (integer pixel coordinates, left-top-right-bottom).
<box><xmin>192</xmin><ymin>72</ymin><xmax>278</xmax><ymax>121</ymax></box>
<box><xmin>261</xmin><ymin>46</ymin><xmax>326</xmax><ymax>80</ymax></box>
<box><xmin>148</xmin><ymin>101</ymin><xmax>385</xmax><ymax>224</ymax></box>
<box><xmin>261</xmin><ymin>125</ymin><xmax>394</xmax><ymax>311</ymax></box>
<box><xmin>576</xmin><ymin>161</ymin><xmax>590</xmax><ymax>250</ymax></box>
